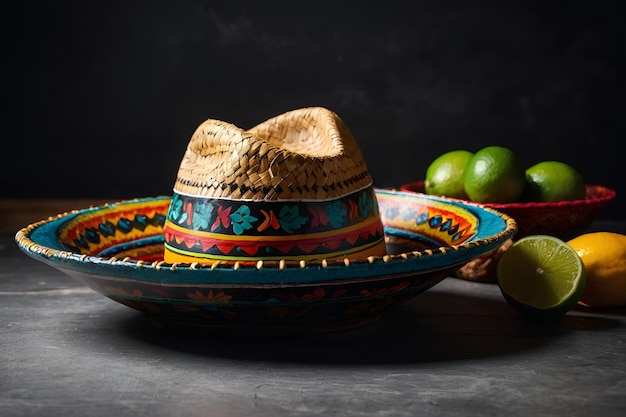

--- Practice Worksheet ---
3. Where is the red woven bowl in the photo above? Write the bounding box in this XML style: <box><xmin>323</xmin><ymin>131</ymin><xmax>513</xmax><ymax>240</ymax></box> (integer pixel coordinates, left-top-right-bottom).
<box><xmin>400</xmin><ymin>181</ymin><xmax>616</xmax><ymax>240</ymax></box>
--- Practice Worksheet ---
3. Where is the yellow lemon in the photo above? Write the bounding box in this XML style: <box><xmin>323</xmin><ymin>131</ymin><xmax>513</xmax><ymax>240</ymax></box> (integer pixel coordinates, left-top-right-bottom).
<box><xmin>566</xmin><ymin>232</ymin><xmax>626</xmax><ymax>308</ymax></box>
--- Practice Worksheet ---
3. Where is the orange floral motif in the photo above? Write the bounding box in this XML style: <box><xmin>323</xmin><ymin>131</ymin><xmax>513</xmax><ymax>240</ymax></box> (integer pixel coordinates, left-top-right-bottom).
<box><xmin>187</xmin><ymin>290</ymin><xmax>233</xmax><ymax>302</ymax></box>
<box><xmin>172</xmin><ymin>304</ymin><xmax>238</xmax><ymax>321</ymax></box>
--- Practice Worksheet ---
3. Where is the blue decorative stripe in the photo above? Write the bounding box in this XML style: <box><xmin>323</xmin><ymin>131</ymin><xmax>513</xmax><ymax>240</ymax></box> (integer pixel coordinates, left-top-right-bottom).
<box><xmin>166</xmin><ymin>186</ymin><xmax>381</xmax><ymax>237</ymax></box>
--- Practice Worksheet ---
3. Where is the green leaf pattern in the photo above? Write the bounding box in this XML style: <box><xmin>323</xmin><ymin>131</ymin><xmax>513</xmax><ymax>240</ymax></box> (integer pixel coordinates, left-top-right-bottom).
<box><xmin>192</xmin><ymin>200</ymin><xmax>213</xmax><ymax>229</ymax></box>
<box><xmin>278</xmin><ymin>206</ymin><xmax>308</xmax><ymax>234</ymax></box>
<box><xmin>167</xmin><ymin>194</ymin><xmax>186</xmax><ymax>225</ymax></box>
<box><xmin>358</xmin><ymin>192</ymin><xmax>371</xmax><ymax>218</ymax></box>
<box><xmin>326</xmin><ymin>201</ymin><xmax>346</xmax><ymax>228</ymax></box>
<box><xmin>229</xmin><ymin>205</ymin><xmax>258</xmax><ymax>235</ymax></box>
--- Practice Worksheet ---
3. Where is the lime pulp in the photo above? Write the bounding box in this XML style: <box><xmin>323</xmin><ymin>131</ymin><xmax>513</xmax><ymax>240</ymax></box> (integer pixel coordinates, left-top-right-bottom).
<box><xmin>496</xmin><ymin>235</ymin><xmax>586</xmax><ymax>318</ymax></box>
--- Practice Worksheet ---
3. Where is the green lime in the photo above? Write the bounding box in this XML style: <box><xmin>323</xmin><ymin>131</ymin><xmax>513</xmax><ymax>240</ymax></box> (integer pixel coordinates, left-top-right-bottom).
<box><xmin>463</xmin><ymin>146</ymin><xmax>526</xmax><ymax>203</ymax></box>
<box><xmin>523</xmin><ymin>161</ymin><xmax>586</xmax><ymax>202</ymax></box>
<box><xmin>497</xmin><ymin>235</ymin><xmax>586</xmax><ymax>319</ymax></box>
<box><xmin>424</xmin><ymin>150</ymin><xmax>473</xmax><ymax>199</ymax></box>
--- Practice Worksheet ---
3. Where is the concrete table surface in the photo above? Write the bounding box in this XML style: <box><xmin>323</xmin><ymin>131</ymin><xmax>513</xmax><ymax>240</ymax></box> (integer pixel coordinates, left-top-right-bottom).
<box><xmin>2</xmin><ymin>220</ymin><xmax>626</xmax><ymax>417</ymax></box>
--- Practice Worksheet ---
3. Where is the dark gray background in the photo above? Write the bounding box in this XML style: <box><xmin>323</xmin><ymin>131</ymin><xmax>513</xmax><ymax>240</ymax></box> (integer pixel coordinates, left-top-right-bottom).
<box><xmin>3</xmin><ymin>1</ymin><xmax>624</xmax><ymax>218</ymax></box>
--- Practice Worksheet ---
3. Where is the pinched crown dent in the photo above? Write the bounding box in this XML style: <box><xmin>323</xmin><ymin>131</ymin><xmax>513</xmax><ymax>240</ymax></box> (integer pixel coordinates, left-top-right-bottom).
<box><xmin>173</xmin><ymin>107</ymin><xmax>373</xmax><ymax>201</ymax></box>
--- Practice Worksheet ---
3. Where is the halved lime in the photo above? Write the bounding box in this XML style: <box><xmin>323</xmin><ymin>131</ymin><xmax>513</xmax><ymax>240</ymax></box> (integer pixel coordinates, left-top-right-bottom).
<box><xmin>496</xmin><ymin>235</ymin><xmax>586</xmax><ymax>319</ymax></box>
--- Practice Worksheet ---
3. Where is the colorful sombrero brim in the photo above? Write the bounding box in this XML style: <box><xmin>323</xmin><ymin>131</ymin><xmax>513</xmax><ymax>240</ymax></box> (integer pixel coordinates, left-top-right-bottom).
<box><xmin>14</xmin><ymin>190</ymin><xmax>517</xmax><ymax>333</ymax></box>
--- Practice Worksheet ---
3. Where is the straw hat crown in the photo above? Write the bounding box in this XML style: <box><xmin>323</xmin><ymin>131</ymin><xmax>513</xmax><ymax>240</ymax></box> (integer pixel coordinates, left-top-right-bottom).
<box><xmin>174</xmin><ymin>107</ymin><xmax>373</xmax><ymax>201</ymax></box>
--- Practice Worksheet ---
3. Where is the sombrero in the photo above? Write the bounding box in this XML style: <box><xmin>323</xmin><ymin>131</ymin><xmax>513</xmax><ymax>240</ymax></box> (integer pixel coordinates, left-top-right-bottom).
<box><xmin>13</xmin><ymin>107</ymin><xmax>517</xmax><ymax>334</ymax></box>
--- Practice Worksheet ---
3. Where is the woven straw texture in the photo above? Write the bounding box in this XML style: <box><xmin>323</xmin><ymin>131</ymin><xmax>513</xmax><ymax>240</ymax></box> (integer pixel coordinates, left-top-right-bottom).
<box><xmin>173</xmin><ymin>107</ymin><xmax>373</xmax><ymax>201</ymax></box>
